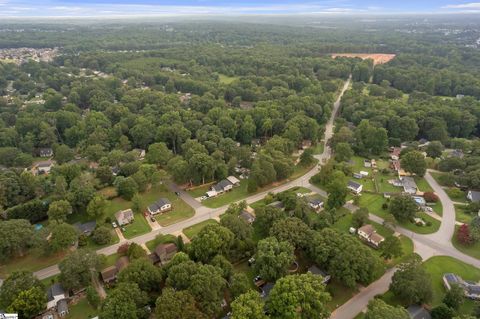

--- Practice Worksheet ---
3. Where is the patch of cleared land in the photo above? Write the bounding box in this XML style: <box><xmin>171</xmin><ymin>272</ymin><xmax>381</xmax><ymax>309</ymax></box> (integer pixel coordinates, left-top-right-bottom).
<box><xmin>331</xmin><ymin>53</ymin><xmax>396</xmax><ymax>65</ymax></box>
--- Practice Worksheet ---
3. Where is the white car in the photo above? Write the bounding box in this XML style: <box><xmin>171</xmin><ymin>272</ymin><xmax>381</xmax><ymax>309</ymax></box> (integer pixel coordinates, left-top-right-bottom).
<box><xmin>200</xmin><ymin>195</ymin><xmax>208</xmax><ymax>201</ymax></box>
<box><xmin>112</xmin><ymin>222</ymin><xmax>118</xmax><ymax>228</ymax></box>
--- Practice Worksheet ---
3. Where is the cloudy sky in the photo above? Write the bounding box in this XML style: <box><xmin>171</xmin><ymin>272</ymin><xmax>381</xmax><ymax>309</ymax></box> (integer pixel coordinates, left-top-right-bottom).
<box><xmin>1</xmin><ymin>0</ymin><xmax>480</xmax><ymax>17</ymax></box>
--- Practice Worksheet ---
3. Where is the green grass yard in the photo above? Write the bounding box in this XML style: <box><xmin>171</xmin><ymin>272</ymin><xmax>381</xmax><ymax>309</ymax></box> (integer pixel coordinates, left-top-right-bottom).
<box><xmin>455</xmin><ymin>204</ymin><xmax>473</xmax><ymax>224</ymax></box>
<box><xmin>423</xmin><ymin>256</ymin><xmax>480</xmax><ymax>315</ymax></box>
<box><xmin>183</xmin><ymin>219</ymin><xmax>218</xmax><ymax>239</ymax></box>
<box><xmin>67</xmin><ymin>297</ymin><xmax>97</xmax><ymax>319</ymax></box>
<box><xmin>0</xmin><ymin>249</ymin><xmax>68</xmax><ymax>277</ymax></box>
<box><xmin>218</xmin><ymin>74</ymin><xmax>239</xmax><ymax>84</ymax></box>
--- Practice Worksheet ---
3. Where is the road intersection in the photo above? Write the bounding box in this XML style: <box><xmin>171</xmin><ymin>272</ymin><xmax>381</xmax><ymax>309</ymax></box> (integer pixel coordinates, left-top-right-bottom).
<box><xmin>31</xmin><ymin>77</ymin><xmax>479</xmax><ymax>319</ymax></box>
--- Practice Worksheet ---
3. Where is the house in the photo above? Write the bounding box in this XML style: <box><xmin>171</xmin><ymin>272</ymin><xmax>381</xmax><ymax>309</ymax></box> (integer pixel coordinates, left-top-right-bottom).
<box><xmin>390</xmin><ymin>160</ymin><xmax>401</xmax><ymax>172</ymax></box>
<box><xmin>467</xmin><ymin>190</ymin><xmax>480</xmax><ymax>203</ymax></box>
<box><xmin>308</xmin><ymin>198</ymin><xmax>324</xmax><ymax>211</ymax></box>
<box><xmin>353</xmin><ymin>173</ymin><xmax>363</xmax><ymax>179</ymax></box>
<box><xmin>449</xmin><ymin>149</ymin><xmax>464</xmax><ymax>159</ymax></box>
<box><xmin>73</xmin><ymin>221</ymin><xmax>96</xmax><ymax>236</ymax></box>
<box><xmin>358</xmin><ymin>224</ymin><xmax>385</xmax><ymax>248</ymax></box>
<box><xmin>360</xmin><ymin>171</ymin><xmax>369</xmax><ymax>177</ymax></box>
<box><xmin>347</xmin><ymin>180</ymin><xmax>363</xmax><ymax>194</ymax></box>
<box><xmin>100</xmin><ymin>266</ymin><xmax>118</xmax><ymax>284</ymax></box>
<box><xmin>390</xmin><ymin>147</ymin><xmax>401</xmax><ymax>161</ymax></box>
<box><xmin>115</xmin><ymin>256</ymin><xmax>130</xmax><ymax>272</ymax></box>
<box><xmin>206</xmin><ymin>190</ymin><xmax>217</xmax><ymax>198</ymax></box>
<box><xmin>267</xmin><ymin>201</ymin><xmax>285</xmax><ymax>209</ymax></box>
<box><xmin>239</xmin><ymin>210</ymin><xmax>255</xmax><ymax>224</ymax></box>
<box><xmin>115</xmin><ymin>209</ymin><xmax>134</xmax><ymax>226</ymax></box>
<box><xmin>443</xmin><ymin>273</ymin><xmax>480</xmax><ymax>300</ymax></box>
<box><xmin>407</xmin><ymin>305</ymin><xmax>431</xmax><ymax>319</ymax></box>
<box><xmin>261</xmin><ymin>282</ymin><xmax>275</xmax><ymax>299</ymax></box>
<box><xmin>402</xmin><ymin>177</ymin><xmax>418</xmax><ymax>195</ymax></box>
<box><xmin>36</xmin><ymin>160</ymin><xmax>55</xmax><ymax>174</ymax></box>
<box><xmin>212</xmin><ymin>179</ymin><xmax>233</xmax><ymax>194</ymax></box>
<box><xmin>226</xmin><ymin>175</ymin><xmax>241</xmax><ymax>187</ymax></box>
<box><xmin>364</xmin><ymin>159</ymin><xmax>372</xmax><ymax>168</ymax></box>
<box><xmin>39</xmin><ymin>147</ymin><xmax>54</xmax><ymax>158</ymax></box>
<box><xmin>308</xmin><ymin>265</ymin><xmax>331</xmax><ymax>284</ymax></box>
<box><xmin>154</xmin><ymin>243</ymin><xmax>178</xmax><ymax>265</ymax></box>
<box><xmin>301</xmin><ymin>140</ymin><xmax>312</xmax><ymax>150</ymax></box>
<box><xmin>132</xmin><ymin>148</ymin><xmax>146</xmax><ymax>160</ymax></box>
<box><xmin>47</xmin><ymin>283</ymin><xmax>68</xmax><ymax>316</ymax></box>
<box><xmin>147</xmin><ymin>198</ymin><xmax>172</xmax><ymax>215</ymax></box>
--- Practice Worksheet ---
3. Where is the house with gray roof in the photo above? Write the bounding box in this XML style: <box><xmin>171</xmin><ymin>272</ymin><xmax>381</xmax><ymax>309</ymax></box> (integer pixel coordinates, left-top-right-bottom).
<box><xmin>147</xmin><ymin>198</ymin><xmax>172</xmax><ymax>215</ymax></box>
<box><xmin>402</xmin><ymin>177</ymin><xmax>418</xmax><ymax>195</ymax></box>
<box><xmin>47</xmin><ymin>283</ymin><xmax>69</xmax><ymax>316</ymax></box>
<box><xmin>347</xmin><ymin>180</ymin><xmax>363</xmax><ymax>194</ymax></box>
<box><xmin>308</xmin><ymin>198</ymin><xmax>324</xmax><ymax>211</ymax></box>
<box><xmin>308</xmin><ymin>265</ymin><xmax>331</xmax><ymax>284</ymax></box>
<box><xmin>74</xmin><ymin>221</ymin><xmax>96</xmax><ymax>236</ymax></box>
<box><xmin>407</xmin><ymin>305</ymin><xmax>431</xmax><ymax>319</ymax></box>
<box><xmin>212</xmin><ymin>179</ymin><xmax>233</xmax><ymax>194</ymax></box>
<box><xmin>467</xmin><ymin>190</ymin><xmax>480</xmax><ymax>203</ymax></box>
<box><xmin>115</xmin><ymin>209</ymin><xmax>134</xmax><ymax>226</ymax></box>
<box><xmin>239</xmin><ymin>210</ymin><xmax>255</xmax><ymax>224</ymax></box>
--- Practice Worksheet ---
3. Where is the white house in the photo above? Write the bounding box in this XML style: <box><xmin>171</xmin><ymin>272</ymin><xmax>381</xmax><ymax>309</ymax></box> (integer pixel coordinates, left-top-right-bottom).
<box><xmin>226</xmin><ymin>175</ymin><xmax>241</xmax><ymax>186</ymax></box>
<box><xmin>358</xmin><ymin>224</ymin><xmax>385</xmax><ymax>248</ymax></box>
<box><xmin>348</xmin><ymin>180</ymin><xmax>363</xmax><ymax>194</ymax></box>
<box><xmin>308</xmin><ymin>198</ymin><xmax>324</xmax><ymax>211</ymax></box>
<box><xmin>115</xmin><ymin>209</ymin><xmax>134</xmax><ymax>226</ymax></box>
<box><xmin>36</xmin><ymin>160</ymin><xmax>55</xmax><ymax>174</ymax></box>
<box><xmin>147</xmin><ymin>198</ymin><xmax>172</xmax><ymax>215</ymax></box>
<box><xmin>467</xmin><ymin>190</ymin><xmax>480</xmax><ymax>203</ymax></box>
<box><xmin>47</xmin><ymin>283</ymin><xmax>69</xmax><ymax>316</ymax></box>
<box><xmin>212</xmin><ymin>179</ymin><xmax>233</xmax><ymax>194</ymax></box>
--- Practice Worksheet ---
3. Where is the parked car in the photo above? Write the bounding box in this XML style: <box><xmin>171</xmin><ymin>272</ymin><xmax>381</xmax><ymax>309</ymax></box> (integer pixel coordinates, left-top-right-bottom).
<box><xmin>112</xmin><ymin>222</ymin><xmax>118</xmax><ymax>228</ymax></box>
<box><xmin>175</xmin><ymin>191</ymin><xmax>180</xmax><ymax>196</ymax></box>
<box><xmin>200</xmin><ymin>195</ymin><xmax>207</xmax><ymax>201</ymax></box>
<box><xmin>150</xmin><ymin>216</ymin><xmax>156</xmax><ymax>222</ymax></box>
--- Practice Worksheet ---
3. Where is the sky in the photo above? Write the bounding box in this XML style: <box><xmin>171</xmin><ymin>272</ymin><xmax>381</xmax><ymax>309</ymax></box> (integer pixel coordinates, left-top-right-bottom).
<box><xmin>1</xmin><ymin>0</ymin><xmax>480</xmax><ymax>17</ymax></box>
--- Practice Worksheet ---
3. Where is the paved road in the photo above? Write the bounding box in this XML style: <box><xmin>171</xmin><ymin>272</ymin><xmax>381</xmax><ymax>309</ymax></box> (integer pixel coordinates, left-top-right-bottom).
<box><xmin>33</xmin><ymin>77</ymin><xmax>351</xmax><ymax>280</ymax></box>
<box><xmin>330</xmin><ymin>268</ymin><xmax>396</xmax><ymax>319</ymax></box>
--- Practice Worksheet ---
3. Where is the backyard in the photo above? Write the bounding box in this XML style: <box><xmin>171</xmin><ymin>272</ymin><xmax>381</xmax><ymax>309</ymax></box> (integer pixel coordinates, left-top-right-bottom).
<box><xmin>0</xmin><ymin>249</ymin><xmax>68</xmax><ymax>277</ymax></box>
<box><xmin>67</xmin><ymin>297</ymin><xmax>97</xmax><ymax>319</ymax></box>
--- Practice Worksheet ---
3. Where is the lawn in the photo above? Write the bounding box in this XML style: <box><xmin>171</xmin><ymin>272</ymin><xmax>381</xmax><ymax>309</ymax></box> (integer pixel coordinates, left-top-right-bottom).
<box><xmin>67</xmin><ymin>297</ymin><xmax>97</xmax><ymax>319</ymax></box>
<box><xmin>423</xmin><ymin>256</ymin><xmax>480</xmax><ymax>315</ymax></box>
<box><xmin>415</xmin><ymin>177</ymin><xmax>433</xmax><ymax>193</ymax></box>
<box><xmin>104</xmin><ymin>184</ymin><xmax>194</xmax><ymax>236</ymax></box>
<box><xmin>145</xmin><ymin>234</ymin><xmax>177</xmax><ymax>252</ymax></box>
<box><xmin>455</xmin><ymin>204</ymin><xmax>473</xmax><ymax>224</ymax></box>
<box><xmin>311</xmin><ymin>143</ymin><xmax>324</xmax><ymax>155</ymax></box>
<box><xmin>452</xmin><ymin>226</ymin><xmax>480</xmax><ymax>259</ymax></box>
<box><xmin>358</xmin><ymin>193</ymin><xmax>440</xmax><ymax>234</ymax></box>
<box><xmin>183</xmin><ymin>219</ymin><xmax>218</xmax><ymax>239</ymax></box>
<box><xmin>41</xmin><ymin>274</ymin><xmax>60</xmax><ymax>287</ymax></box>
<box><xmin>218</xmin><ymin>74</ymin><xmax>239</xmax><ymax>84</ymax></box>
<box><xmin>100</xmin><ymin>253</ymin><xmax>120</xmax><ymax>268</ymax></box>
<box><xmin>201</xmin><ymin>180</ymin><xmax>250</xmax><ymax>208</ymax></box>
<box><xmin>326</xmin><ymin>280</ymin><xmax>358</xmax><ymax>311</ymax></box>
<box><xmin>0</xmin><ymin>249</ymin><xmax>68</xmax><ymax>277</ymax></box>
<box><xmin>187</xmin><ymin>184</ymin><xmax>212</xmax><ymax>198</ymax></box>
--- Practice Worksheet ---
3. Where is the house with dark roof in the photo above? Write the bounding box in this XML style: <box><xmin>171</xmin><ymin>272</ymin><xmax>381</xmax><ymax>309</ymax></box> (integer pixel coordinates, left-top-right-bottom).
<box><xmin>154</xmin><ymin>243</ymin><xmax>177</xmax><ymax>265</ymax></box>
<box><xmin>100</xmin><ymin>266</ymin><xmax>118</xmax><ymax>284</ymax></box>
<box><xmin>261</xmin><ymin>282</ymin><xmax>275</xmax><ymax>299</ymax></box>
<box><xmin>147</xmin><ymin>198</ymin><xmax>172</xmax><ymax>215</ymax></box>
<box><xmin>115</xmin><ymin>209</ymin><xmax>134</xmax><ymax>226</ymax></box>
<box><xmin>308</xmin><ymin>198</ymin><xmax>324</xmax><ymax>211</ymax></box>
<box><xmin>239</xmin><ymin>210</ymin><xmax>255</xmax><ymax>224</ymax></box>
<box><xmin>38</xmin><ymin>147</ymin><xmax>54</xmax><ymax>158</ymax></box>
<box><xmin>443</xmin><ymin>273</ymin><xmax>480</xmax><ymax>300</ymax></box>
<box><xmin>308</xmin><ymin>265</ymin><xmax>331</xmax><ymax>284</ymax></box>
<box><xmin>407</xmin><ymin>305</ymin><xmax>431</xmax><ymax>319</ymax></box>
<box><xmin>212</xmin><ymin>179</ymin><xmax>233</xmax><ymax>194</ymax></box>
<box><xmin>74</xmin><ymin>221</ymin><xmax>96</xmax><ymax>236</ymax></box>
<box><xmin>267</xmin><ymin>201</ymin><xmax>285</xmax><ymax>209</ymax></box>
<box><xmin>46</xmin><ymin>283</ymin><xmax>69</xmax><ymax>316</ymax></box>
<box><xmin>347</xmin><ymin>180</ymin><xmax>363</xmax><ymax>194</ymax></box>
<box><xmin>358</xmin><ymin>224</ymin><xmax>385</xmax><ymax>248</ymax></box>
<box><xmin>467</xmin><ymin>190</ymin><xmax>480</xmax><ymax>203</ymax></box>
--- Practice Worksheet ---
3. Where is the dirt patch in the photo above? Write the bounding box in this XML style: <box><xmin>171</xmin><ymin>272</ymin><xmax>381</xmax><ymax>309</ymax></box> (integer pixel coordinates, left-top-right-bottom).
<box><xmin>331</xmin><ymin>53</ymin><xmax>396</xmax><ymax>65</ymax></box>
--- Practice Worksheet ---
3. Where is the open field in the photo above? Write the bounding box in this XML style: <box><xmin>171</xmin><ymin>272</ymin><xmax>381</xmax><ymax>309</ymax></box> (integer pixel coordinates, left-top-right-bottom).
<box><xmin>218</xmin><ymin>74</ymin><xmax>239</xmax><ymax>84</ymax></box>
<box><xmin>0</xmin><ymin>249</ymin><xmax>68</xmax><ymax>277</ymax></box>
<box><xmin>331</xmin><ymin>53</ymin><xmax>396</xmax><ymax>65</ymax></box>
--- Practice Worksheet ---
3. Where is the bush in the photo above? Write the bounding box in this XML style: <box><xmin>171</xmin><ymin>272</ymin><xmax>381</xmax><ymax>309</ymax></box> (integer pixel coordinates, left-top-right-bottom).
<box><xmin>92</xmin><ymin>226</ymin><xmax>112</xmax><ymax>245</ymax></box>
<box><xmin>78</xmin><ymin>234</ymin><xmax>88</xmax><ymax>246</ymax></box>
<box><xmin>382</xmin><ymin>203</ymin><xmax>389</xmax><ymax>210</ymax></box>
<box><xmin>424</xmin><ymin>192</ymin><xmax>439</xmax><ymax>203</ymax></box>
<box><xmin>446</xmin><ymin>188</ymin><xmax>465</xmax><ymax>200</ymax></box>
<box><xmin>117</xmin><ymin>242</ymin><xmax>130</xmax><ymax>255</ymax></box>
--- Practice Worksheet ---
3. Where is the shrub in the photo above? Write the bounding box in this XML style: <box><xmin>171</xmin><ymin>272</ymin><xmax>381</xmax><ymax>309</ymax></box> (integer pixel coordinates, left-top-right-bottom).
<box><xmin>424</xmin><ymin>192</ymin><xmax>439</xmax><ymax>203</ymax></box>
<box><xmin>117</xmin><ymin>242</ymin><xmax>130</xmax><ymax>255</ymax></box>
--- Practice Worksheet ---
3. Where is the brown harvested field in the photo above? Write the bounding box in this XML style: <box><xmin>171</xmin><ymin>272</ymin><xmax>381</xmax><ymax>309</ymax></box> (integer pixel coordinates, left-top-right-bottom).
<box><xmin>331</xmin><ymin>53</ymin><xmax>396</xmax><ymax>65</ymax></box>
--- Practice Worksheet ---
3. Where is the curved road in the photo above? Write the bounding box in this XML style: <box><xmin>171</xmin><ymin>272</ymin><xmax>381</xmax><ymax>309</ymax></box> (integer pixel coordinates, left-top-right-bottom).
<box><xmin>31</xmin><ymin>77</ymin><xmax>479</xmax><ymax>319</ymax></box>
